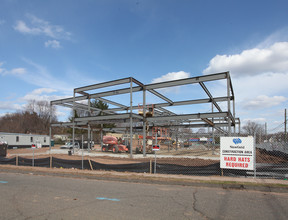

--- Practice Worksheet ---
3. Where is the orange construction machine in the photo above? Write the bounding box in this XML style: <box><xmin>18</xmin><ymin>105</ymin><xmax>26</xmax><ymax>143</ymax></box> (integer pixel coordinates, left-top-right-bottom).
<box><xmin>101</xmin><ymin>136</ymin><xmax>129</xmax><ymax>153</ymax></box>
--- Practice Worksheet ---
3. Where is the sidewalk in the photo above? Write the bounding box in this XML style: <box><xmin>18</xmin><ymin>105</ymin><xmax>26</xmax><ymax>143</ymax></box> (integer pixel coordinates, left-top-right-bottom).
<box><xmin>0</xmin><ymin>164</ymin><xmax>287</xmax><ymax>193</ymax></box>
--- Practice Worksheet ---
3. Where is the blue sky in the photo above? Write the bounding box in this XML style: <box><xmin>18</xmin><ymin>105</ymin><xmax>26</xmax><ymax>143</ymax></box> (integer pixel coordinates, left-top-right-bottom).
<box><xmin>1</xmin><ymin>0</ymin><xmax>288</xmax><ymax>133</ymax></box>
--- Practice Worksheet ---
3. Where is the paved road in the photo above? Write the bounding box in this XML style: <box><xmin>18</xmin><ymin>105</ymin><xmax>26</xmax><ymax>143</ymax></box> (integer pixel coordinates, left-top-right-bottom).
<box><xmin>0</xmin><ymin>172</ymin><xmax>288</xmax><ymax>220</ymax></box>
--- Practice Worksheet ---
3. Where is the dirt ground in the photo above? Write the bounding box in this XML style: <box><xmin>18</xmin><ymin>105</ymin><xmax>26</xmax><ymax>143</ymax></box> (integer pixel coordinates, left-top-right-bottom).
<box><xmin>5</xmin><ymin>144</ymin><xmax>288</xmax><ymax>166</ymax></box>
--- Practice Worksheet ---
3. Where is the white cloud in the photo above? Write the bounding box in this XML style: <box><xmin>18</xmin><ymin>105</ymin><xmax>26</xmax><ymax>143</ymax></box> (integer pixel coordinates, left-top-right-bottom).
<box><xmin>202</xmin><ymin>34</ymin><xmax>288</xmax><ymax>129</ymax></box>
<box><xmin>0</xmin><ymin>62</ymin><xmax>26</xmax><ymax>76</ymax></box>
<box><xmin>242</xmin><ymin>118</ymin><xmax>266</xmax><ymax>123</ymax></box>
<box><xmin>243</xmin><ymin>95</ymin><xmax>287</xmax><ymax>110</ymax></box>
<box><xmin>14</xmin><ymin>14</ymin><xmax>71</xmax><ymax>39</ymax></box>
<box><xmin>18</xmin><ymin>58</ymin><xmax>73</xmax><ymax>93</ymax></box>
<box><xmin>0</xmin><ymin>101</ymin><xmax>22</xmax><ymax>111</ymax></box>
<box><xmin>8</xmin><ymin>68</ymin><xmax>27</xmax><ymax>75</ymax></box>
<box><xmin>21</xmin><ymin>88</ymin><xmax>67</xmax><ymax>102</ymax></box>
<box><xmin>151</xmin><ymin>71</ymin><xmax>190</xmax><ymax>83</ymax></box>
<box><xmin>203</xmin><ymin>42</ymin><xmax>288</xmax><ymax>77</ymax></box>
<box><xmin>45</xmin><ymin>40</ymin><xmax>61</xmax><ymax>49</ymax></box>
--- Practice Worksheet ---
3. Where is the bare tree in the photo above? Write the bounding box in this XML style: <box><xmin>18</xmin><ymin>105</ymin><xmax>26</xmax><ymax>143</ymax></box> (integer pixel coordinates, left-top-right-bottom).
<box><xmin>0</xmin><ymin>100</ymin><xmax>57</xmax><ymax>134</ymax></box>
<box><xmin>26</xmin><ymin>100</ymin><xmax>57</xmax><ymax>130</ymax></box>
<box><xmin>242</xmin><ymin>121</ymin><xmax>265</xmax><ymax>143</ymax></box>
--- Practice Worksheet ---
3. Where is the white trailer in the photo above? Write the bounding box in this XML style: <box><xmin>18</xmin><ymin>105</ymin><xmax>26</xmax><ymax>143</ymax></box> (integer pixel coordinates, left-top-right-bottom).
<box><xmin>0</xmin><ymin>132</ymin><xmax>50</xmax><ymax>149</ymax></box>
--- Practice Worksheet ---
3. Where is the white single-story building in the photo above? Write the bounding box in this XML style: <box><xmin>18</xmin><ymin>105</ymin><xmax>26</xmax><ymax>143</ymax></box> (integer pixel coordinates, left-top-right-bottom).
<box><xmin>0</xmin><ymin>132</ymin><xmax>50</xmax><ymax>149</ymax></box>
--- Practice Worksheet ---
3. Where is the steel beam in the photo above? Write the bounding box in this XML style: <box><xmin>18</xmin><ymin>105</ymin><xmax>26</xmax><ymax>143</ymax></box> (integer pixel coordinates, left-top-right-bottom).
<box><xmin>145</xmin><ymin>72</ymin><xmax>228</xmax><ymax>90</ymax></box>
<box><xmin>75</xmin><ymin>77</ymin><xmax>131</xmax><ymax>93</ymax></box>
<box><xmin>74</xmin><ymin>113</ymin><xmax>143</xmax><ymax>122</ymax></box>
<box><xmin>101</xmin><ymin>97</ymin><xmax>232</xmax><ymax>113</ymax></box>
<box><xmin>51</xmin><ymin>95</ymin><xmax>86</xmax><ymax>105</ymax></box>
<box><xmin>96</xmin><ymin>97</ymin><xmax>128</xmax><ymax>109</ymax></box>
<box><xmin>146</xmin><ymin>112</ymin><xmax>229</xmax><ymax>122</ymax></box>
<box><xmin>199</xmin><ymin>82</ymin><xmax>222</xmax><ymax>112</ymax></box>
<box><xmin>148</xmin><ymin>89</ymin><xmax>174</xmax><ymax>105</ymax></box>
<box><xmin>157</xmin><ymin>107</ymin><xmax>176</xmax><ymax>115</ymax></box>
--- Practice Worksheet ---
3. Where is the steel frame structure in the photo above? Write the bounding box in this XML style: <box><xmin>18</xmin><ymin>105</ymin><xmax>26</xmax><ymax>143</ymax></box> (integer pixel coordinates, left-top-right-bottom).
<box><xmin>50</xmin><ymin>71</ymin><xmax>240</xmax><ymax>157</ymax></box>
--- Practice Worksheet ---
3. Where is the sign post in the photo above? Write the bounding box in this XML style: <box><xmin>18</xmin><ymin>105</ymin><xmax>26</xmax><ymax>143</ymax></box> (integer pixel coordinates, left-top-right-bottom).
<box><xmin>82</xmin><ymin>135</ymin><xmax>84</xmax><ymax>170</ymax></box>
<box><xmin>220</xmin><ymin>137</ymin><xmax>255</xmax><ymax>173</ymax></box>
<box><xmin>152</xmin><ymin>133</ymin><xmax>160</xmax><ymax>174</ymax></box>
<box><xmin>31</xmin><ymin>144</ymin><xmax>36</xmax><ymax>167</ymax></box>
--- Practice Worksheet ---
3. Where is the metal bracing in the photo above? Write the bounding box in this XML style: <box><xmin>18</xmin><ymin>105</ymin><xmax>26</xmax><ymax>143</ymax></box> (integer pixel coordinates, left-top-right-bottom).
<box><xmin>95</xmin><ymin>97</ymin><xmax>128</xmax><ymax>109</ymax></box>
<box><xmin>199</xmin><ymin>82</ymin><xmax>222</xmax><ymax>112</ymax></box>
<box><xmin>148</xmin><ymin>89</ymin><xmax>174</xmax><ymax>105</ymax></box>
<box><xmin>157</xmin><ymin>107</ymin><xmax>176</xmax><ymax>115</ymax></box>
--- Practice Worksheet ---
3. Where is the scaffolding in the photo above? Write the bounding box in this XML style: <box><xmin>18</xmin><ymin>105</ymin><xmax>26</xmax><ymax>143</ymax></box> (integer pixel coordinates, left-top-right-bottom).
<box><xmin>49</xmin><ymin>71</ymin><xmax>240</xmax><ymax>157</ymax></box>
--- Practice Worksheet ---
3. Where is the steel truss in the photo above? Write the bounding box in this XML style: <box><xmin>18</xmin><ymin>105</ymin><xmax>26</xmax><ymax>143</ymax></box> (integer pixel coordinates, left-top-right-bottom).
<box><xmin>50</xmin><ymin>71</ymin><xmax>240</xmax><ymax>157</ymax></box>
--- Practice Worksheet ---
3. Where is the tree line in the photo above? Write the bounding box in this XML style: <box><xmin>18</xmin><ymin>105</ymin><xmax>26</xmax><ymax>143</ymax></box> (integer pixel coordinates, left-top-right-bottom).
<box><xmin>0</xmin><ymin>100</ymin><xmax>58</xmax><ymax>135</ymax></box>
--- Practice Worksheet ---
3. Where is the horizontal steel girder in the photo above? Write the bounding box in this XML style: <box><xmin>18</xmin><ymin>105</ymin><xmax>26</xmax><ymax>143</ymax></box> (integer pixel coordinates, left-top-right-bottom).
<box><xmin>145</xmin><ymin>72</ymin><xmax>228</xmax><ymax>90</ymax></box>
<box><xmin>74</xmin><ymin>113</ymin><xmax>143</xmax><ymax>122</ymax></box>
<box><xmin>101</xmin><ymin>96</ymin><xmax>232</xmax><ymax>113</ymax></box>
<box><xmin>146</xmin><ymin>112</ymin><xmax>229</xmax><ymax>122</ymax></box>
<box><xmin>75</xmin><ymin>77</ymin><xmax>132</xmax><ymax>93</ymax></box>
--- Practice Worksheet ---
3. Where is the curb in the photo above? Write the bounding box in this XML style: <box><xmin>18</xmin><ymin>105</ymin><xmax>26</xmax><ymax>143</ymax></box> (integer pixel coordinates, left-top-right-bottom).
<box><xmin>0</xmin><ymin>165</ymin><xmax>288</xmax><ymax>193</ymax></box>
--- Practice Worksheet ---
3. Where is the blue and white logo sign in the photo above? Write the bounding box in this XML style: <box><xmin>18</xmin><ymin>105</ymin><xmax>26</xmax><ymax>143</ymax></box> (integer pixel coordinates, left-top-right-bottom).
<box><xmin>233</xmin><ymin>138</ymin><xmax>242</xmax><ymax>144</ymax></box>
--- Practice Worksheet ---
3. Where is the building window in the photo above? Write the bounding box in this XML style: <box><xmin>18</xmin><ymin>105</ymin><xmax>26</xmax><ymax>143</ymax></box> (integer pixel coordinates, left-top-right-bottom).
<box><xmin>44</xmin><ymin>137</ymin><xmax>46</xmax><ymax>143</ymax></box>
<box><xmin>16</xmin><ymin>136</ymin><xmax>19</xmax><ymax>142</ymax></box>
<box><xmin>31</xmin><ymin>137</ymin><xmax>33</xmax><ymax>142</ymax></box>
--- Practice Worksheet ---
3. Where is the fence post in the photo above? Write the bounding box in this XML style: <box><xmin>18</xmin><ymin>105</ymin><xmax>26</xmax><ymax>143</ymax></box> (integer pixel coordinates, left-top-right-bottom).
<box><xmin>254</xmin><ymin>134</ymin><xmax>256</xmax><ymax>178</ymax></box>
<box><xmin>88</xmin><ymin>157</ymin><xmax>93</xmax><ymax>170</ymax></box>
<box><xmin>16</xmin><ymin>155</ymin><xmax>18</xmax><ymax>166</ymax></box>
<box><xmin>82</xmin><ymin>135</ymin><xmax>84</xmax><ymax>170</ymax></box>
<box><xmin>50</xmin><ymin>155</ymin><xmax>52</xmax><ymax>168</ymax></box>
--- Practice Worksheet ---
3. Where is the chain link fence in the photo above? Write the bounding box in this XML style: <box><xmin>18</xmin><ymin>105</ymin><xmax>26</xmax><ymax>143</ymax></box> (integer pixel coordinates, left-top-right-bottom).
<box><xmin>1</xmin><ymin>132</ymin><xmax>288</xmax><ymax>180</ymax></box>
<box><xmin>150</xmin><ymin>132</ymin><xmax>288</xmax><ymax>180</ymax></box>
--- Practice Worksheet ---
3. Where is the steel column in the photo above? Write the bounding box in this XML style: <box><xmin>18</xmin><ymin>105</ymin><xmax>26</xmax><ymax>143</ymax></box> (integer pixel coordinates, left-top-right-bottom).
<box><xmin>227</xmin><ymin>72</ymin><xmax>231</xmax><ymax>136</ymax></box>
<box><xmin>143</xmin><ymin>88</ymin><xmax>146</xmax><ymax>157</ymax></box>
<box><xmin>129</xmin><ymin>79</ymin><xmax>133</xmax><ymax>158</ymax></box>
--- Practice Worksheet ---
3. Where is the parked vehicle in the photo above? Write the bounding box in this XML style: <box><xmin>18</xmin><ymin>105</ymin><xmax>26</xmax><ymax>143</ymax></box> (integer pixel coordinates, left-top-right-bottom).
<box><xmin>60</xmin><ymin>142</ymin><xmax>80</xmax><ymax>150</ymax></box>
<box><xmin>101</xmin><ymin>136</ymin><xmax>129</xmax><ymax>153</ymax></box>
<box><xmin>0</xmin><ymin>141</ymin><xmax>8</xmax><ymax>157</ymax></box>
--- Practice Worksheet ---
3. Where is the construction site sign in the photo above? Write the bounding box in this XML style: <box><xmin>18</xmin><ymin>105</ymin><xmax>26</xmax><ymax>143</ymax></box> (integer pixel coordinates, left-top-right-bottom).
<box><xmin>220</xmin><ymin>137</ymin><xmax>255</xmax><ymax>170</ymax></box>
<box><xmin>152</xmin><ymin>145</ymin><xmax>160</xmax><ymax>151</ymax></box>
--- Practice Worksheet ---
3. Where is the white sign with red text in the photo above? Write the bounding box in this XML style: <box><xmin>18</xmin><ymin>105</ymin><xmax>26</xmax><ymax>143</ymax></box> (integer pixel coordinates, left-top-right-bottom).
<box><xmin>220</xmin><ymin>137</ymin><xmax>254</xmax><ymax>170</ymax></box>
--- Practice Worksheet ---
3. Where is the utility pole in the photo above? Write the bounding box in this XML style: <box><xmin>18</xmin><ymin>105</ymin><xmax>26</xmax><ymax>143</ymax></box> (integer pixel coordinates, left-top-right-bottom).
<box><xmin>285</xmin><ymin>109</ymin><xmax>287</xmax><ymax>143</ymax></box>
<box><xmin>265</xmin><ymin>122</ymin><xmax>267</xmax><ymax>141</ymax></box>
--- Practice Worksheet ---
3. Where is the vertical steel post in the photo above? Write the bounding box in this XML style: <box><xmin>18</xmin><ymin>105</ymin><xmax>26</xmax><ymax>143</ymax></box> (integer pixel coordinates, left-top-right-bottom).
<box><xmin>154</xmin><ymin>132</ymin><xmax>157</xmax><ymax>174</ymax></box>
<box><xmin>143</xmin><ymin>88</ymin><xmax>146</xmax><ymax>157</ymax></box>
<box><xmin>88</xmin><ymin>124</ymin><xmax>91</xmax><ymax>153</ymax></box>
<box><xmin>49</xmin><ymin>126</ymin><xmax>52</xmax><ymax>152</ymax></box>
<box><xmin>72</xmin><ymin>89</ymin><xmax>75</xmax><ymax>154</ymax></box>
<box><xmin>212</xmin><ymin>103</ymin><xmax>215</xmax><ymax>155</ymax></box>
<box><xmin>238</xmin><ymin>120</ymin><xmax>241</xmax><ymax>135</ymax></box>
<box><xmin>129</xmin><ymin>78</ymin><xmax>133</xmax><ymax>158</ymax></box>
<box><xmin>233</xmin><ymin>96</ymin><xmax>236</xmax><ymax>135</ymax></box>
<box><xmin>49</xmin><ymin>102</ymin><xmax>52</xmax><ymax>152</ymax></box>
<box><xmin>82</xmin><ymin>135</ymin><xmax>84</xmax><ymax>170</ymax></box>
<box><xmin>227</xmin><ymin>72</ymin><xmax>231</xmax><ymax>136</ymax></box>
<box><xmin>100</xmin><ymin>124</ymin><xmax>103</xmax><ymax>149</ymax></box>
<box><xmin>88</xmin><ymin>98</ymin><xmax>91</xmax><ymax>151</ymax></box>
